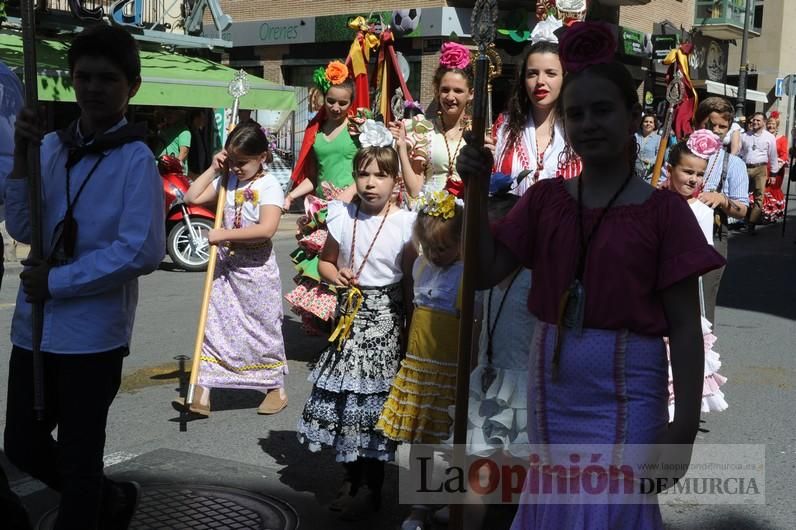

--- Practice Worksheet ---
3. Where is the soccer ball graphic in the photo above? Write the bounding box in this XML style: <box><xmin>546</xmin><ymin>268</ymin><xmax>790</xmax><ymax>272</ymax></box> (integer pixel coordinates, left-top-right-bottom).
<box><xmin>392</xmin><ymin>9</ymin><xmax>421</xmax><ymax>35</ymax></box>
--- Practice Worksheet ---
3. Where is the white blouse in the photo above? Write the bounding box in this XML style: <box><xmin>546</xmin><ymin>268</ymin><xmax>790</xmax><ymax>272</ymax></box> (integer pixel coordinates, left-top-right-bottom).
<box><xmin>213</xmin><ymin>171</ymin><xmax>283</xmax><ymax>224</ymax></box>
<box><xmin>411</xmin><ymin>256</ymin><xmax>463</xmax><ymax>314</ymax></box>
<box><xmin>326</xmin><ymin>200</ymin><xmax>416</xmax><ymax>287</ymax></box>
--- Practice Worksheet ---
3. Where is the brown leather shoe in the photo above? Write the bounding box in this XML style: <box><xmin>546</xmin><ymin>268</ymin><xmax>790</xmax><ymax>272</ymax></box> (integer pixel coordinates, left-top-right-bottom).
<box><xmin>257</xmin><ymin>389</ymin><xmax>287</xmax><ymax>415</ymax></box>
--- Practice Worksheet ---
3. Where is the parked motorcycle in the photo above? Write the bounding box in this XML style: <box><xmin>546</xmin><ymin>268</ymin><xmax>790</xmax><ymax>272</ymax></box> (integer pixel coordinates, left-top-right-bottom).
<box><xmin>159</xmin><ymin>156</ymin><xmax>215</xmax><ymax>271</ymax></box>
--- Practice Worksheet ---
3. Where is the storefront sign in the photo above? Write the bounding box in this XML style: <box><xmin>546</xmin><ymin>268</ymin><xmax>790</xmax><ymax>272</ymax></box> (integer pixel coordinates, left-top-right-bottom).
<box><xmin>217</xmin><ymin>18</ymin><xmax>316</xmax><ymax>46</ymax></box>
<box><xmin>651</xmin><ymin>34</ymin><xmax>679</xmax><ymax>60</ymax></box>
<box><xmin>620</xmin><ymin>27</ymin><xmax>648</xmax><ymax>58</ymax></box>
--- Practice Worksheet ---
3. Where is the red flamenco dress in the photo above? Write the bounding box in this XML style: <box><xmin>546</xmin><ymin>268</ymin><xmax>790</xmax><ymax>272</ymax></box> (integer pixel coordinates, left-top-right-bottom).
<box><xmin>751</xmin><ymin>135</ymin><xmax>787</xmax><ymax>223</ymax></box>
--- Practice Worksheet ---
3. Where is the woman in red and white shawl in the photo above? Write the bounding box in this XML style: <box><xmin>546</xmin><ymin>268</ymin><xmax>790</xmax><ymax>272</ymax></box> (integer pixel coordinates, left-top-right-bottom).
<box><xmin>490</xmin><ymin>18</ymin><xmax>581</xmax><ymax>198</ymax></box>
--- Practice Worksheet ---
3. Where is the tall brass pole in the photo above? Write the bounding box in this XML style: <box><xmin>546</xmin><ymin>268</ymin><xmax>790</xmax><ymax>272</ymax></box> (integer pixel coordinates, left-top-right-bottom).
<box><xmin>449</xmin><ymin>2</ymin><xmax>496</xmax><ymax>528</ymax></box>
<box><xmin>20</xmin><ymin>0</ymin><xmax>45</xmax><ymax>420</ymax></box>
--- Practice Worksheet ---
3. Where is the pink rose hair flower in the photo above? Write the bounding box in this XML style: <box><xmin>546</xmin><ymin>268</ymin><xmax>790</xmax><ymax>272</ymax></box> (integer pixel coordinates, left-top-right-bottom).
<box><xmin>687</xmin><ymin>130</ymin><xmax>722</xmax><ymax>159</ymax></box>
<box><xmin>559</xmin><ymin>21</ymin><xmax>617</xmax><ymax>73</ymax></box>
<box><xmin>439</xmin><ymin>42</ymin><xmax>471</xmax><ymax>70</ymax></box>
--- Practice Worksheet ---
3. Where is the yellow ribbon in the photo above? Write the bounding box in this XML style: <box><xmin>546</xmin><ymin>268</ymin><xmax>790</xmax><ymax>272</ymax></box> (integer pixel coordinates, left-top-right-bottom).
<box><xmin>328</xmin><ymin>286</ymin><xmax>364</xmax><ymax>350</ymax></box>
<box><xmin>348</xmin><ymin>15</ymin><xmax>368</xmax><ymax>32</ymax></box>
<box><xmin>662</xmin><ymin>47</ymin><xmax>690</xmax><ymax>79</ymax></box>
<box><xmin>347</xmin><ymin>19</ymin><xmax>380</xmax><ymax>77</ymax></box>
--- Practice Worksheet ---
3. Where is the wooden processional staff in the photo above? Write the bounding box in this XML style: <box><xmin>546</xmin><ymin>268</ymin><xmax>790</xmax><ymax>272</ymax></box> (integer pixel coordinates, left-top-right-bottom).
<box><xmin>184</xmin><ymin>71</ymin><xmax>250</xmax><ymax>418</ymax></box>
<box><xmin>449</xmin><ymin>1</ymin><xmax>497</xmax><ymax>528</ymax></box>
<box><xmin>20</xmin><ymin>0</ymin><xmax>46</xmax><ymax>420</ymax></box>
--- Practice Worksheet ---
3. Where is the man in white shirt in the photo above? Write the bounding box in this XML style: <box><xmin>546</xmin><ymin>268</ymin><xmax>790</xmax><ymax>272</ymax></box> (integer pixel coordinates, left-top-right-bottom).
<box><xmin>739</xmin><ymin>112</ymin><xmax>779</xmax><ymax>233</ymax></box>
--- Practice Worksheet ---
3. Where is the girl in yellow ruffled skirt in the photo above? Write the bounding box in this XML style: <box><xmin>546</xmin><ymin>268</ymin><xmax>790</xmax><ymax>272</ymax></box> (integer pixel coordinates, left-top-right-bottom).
<box><xmin>376</xmin><ymin>189</ymin><xmax>463</xmax><ymax>530</ymax></box>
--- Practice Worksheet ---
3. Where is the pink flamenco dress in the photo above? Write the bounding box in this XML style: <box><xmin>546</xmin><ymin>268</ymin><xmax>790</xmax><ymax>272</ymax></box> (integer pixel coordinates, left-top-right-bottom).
<box><xmin>284</xmin><ymin>124</ymin><xmax>357</xmax><ymax>335</ymax></box>
<box><xmin>666</xmin><ymin>201</ymin><xmax>728</xmax><ymax>420</ymax></box>
<box><xmin>665</xmin><ymin>315</ymin><xmax>728</xmax><ymax>421</ymax></box>
<box><xmin>284</xmin><ymin>183</ymin><xmax>344</xmax><ymax>335</ymax></box>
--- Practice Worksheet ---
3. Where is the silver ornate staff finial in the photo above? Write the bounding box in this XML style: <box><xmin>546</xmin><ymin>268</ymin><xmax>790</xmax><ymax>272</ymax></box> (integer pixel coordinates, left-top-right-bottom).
<box><xmin>228</xmin><ymin>69</ymin><xmax>251</xmax><ymax>127</ymax></box>
<box><xmin>471</xmin><ymin>0</ymin><xmax>498</xmax><ymax>53</ymax></box>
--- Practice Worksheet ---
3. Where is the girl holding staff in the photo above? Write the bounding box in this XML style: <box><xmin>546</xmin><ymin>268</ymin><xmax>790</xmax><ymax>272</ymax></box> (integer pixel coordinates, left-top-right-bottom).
<box><xmin>177</xmin><ymin>122</ymin><xmax>288</xmax><ymax>416</ymax></box>
<box><xmin>457</xmin><ymin>22</ymin><xmax>725</xmax><ymax>528</ymax></box>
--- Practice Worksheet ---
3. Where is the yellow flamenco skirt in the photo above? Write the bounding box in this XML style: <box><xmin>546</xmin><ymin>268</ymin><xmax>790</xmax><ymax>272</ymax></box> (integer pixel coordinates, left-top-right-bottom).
<box><xmin>377</xmin><ymin>306</ymin><xmax>459</xmax><ymax>444</ymax></box>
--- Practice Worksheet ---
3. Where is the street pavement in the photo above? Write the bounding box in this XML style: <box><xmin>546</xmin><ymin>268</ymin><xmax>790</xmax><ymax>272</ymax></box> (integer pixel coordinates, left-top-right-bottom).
<box><xmin>0</xmin><ymin>208</ymin><xmax>795</xmax><ymax>529</ymax></box>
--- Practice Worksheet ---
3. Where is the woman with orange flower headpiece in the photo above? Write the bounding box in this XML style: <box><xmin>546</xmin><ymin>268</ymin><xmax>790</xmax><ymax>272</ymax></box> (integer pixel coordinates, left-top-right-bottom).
<box><xmin>284</xmin><ymin>60</ymin><xmax>359</xmax><ymax>335</ymax></box>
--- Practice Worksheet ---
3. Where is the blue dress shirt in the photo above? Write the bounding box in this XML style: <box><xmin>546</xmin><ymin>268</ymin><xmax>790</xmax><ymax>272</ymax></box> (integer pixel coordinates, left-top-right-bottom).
<box><xmin>4</xmin><ymin>118</ymin><xmax>166</xmax><ymax>353</ymax></box>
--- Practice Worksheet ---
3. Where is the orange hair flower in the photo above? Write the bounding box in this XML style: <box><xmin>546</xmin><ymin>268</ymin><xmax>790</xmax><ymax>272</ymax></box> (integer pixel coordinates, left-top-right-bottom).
<box><xmin>325</xmin><ymin>61</ymin><xmax>349</xmax><ymax>85</ymax></box>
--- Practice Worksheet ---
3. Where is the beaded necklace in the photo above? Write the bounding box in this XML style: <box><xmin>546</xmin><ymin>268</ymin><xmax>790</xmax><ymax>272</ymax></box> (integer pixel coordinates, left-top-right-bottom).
<box><xmin>533</xmin><ymin>123</ymin><xmax>555</xmax><ymax>183</ymax></box>
<box><xmin>438</xmin><ymin>118</ymin><xmax>466</xmax><ymax>180</ymax></box>
<box><xmin>328</xmin><ymin>201</ymin><xmax>392</xmax><ymax>350</ymax></box>
<box><xmin>349</xmin><ymin>201</ymin><xmax>392</xmax><ymax>279</ymax></box>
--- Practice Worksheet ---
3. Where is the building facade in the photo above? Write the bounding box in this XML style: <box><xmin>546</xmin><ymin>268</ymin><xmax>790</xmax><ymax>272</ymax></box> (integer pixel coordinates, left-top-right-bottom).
<box><xmin>726</xmin><ymin>0</ymin><xmax>796</xmax><ymax>115</ymax></box>
<box><xmin>202</xmin><ymin>0</ymin><xmax>779</xmax><ymax>151</ymax></box>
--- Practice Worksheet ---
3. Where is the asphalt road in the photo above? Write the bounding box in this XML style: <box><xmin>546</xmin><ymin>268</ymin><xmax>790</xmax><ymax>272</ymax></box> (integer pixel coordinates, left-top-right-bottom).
<box><xmin>0</xmin><ymin>212</ymin><xmax>794</xmax><ymax>529</ymax></box>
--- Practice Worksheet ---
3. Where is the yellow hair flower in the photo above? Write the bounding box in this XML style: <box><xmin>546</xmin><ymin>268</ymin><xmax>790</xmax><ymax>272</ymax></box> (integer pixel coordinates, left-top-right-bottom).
<box><xmin>415</xmin><ymin>189</ymin><xmax>461</xmax><ymax>220</ymax></box>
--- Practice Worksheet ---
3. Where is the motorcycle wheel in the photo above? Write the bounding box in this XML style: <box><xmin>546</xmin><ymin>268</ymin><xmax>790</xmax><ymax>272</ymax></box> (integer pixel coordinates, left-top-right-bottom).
<box><xmin>167</xmin><ymin>218</ymin><xmax>213</xmax><ymax>272</ymax></box>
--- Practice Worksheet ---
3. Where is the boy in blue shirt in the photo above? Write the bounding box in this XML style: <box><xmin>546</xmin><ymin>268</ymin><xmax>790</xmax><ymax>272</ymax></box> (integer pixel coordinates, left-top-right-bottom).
<box><xmin>4</xmin><ymin>25</ymin><xmax>165</xmax><ymax>529</ymax></box>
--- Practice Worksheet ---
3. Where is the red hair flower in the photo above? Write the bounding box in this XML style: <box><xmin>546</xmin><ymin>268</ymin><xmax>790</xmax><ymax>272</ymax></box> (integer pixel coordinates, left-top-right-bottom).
<box><xmin>559</xmin><ymin>21</ymin><xmax>617</xmax><ymax>74</ymax></box>
<box><xmin>444</xmin><ymin>177</ymin><xmax>464</xmax><ymax>198</ymax></box>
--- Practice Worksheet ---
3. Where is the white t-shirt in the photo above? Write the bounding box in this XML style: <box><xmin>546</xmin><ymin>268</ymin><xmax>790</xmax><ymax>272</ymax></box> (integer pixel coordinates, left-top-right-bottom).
<box><xmin>213</xmin><ymin>171</ymin><xmax>284</xmax><ymax>224</ymax></box>
<box><xmin>723</xmin><ymin>122</ymin><xmax>742</xmax><ymax>147</ymax></box>
<box><xmin>689</xmin><ymin>199</ymin><xmax>715</xmax><ymax>246</ymax></box>
<box><xmin>326</xmin><ymin>200</ymin><xmax>416</xmax><ymax>287</ymax></box>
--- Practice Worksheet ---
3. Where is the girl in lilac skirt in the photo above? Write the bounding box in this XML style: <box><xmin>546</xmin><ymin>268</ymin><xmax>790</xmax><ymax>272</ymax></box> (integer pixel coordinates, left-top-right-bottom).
<box><xmin>176</xmin><ymin>122</ymin><xmax>288</xmax><ymax>416</ymax></box>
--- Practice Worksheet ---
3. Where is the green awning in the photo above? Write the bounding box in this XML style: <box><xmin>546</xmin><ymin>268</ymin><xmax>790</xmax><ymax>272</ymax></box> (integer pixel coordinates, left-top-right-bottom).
<box><xmin>0</xmin><ymin>30</ymin><xmax>296</xmax><ymax>111</ymax></box>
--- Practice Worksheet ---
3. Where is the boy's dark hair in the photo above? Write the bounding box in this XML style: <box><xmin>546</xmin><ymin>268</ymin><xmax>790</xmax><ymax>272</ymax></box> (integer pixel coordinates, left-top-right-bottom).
<box><xmin>225</xmin><ymin>121</ymin><xmax>272</xmax><ymax>162</ymax></box>
<box><xmin>68</xmin><ymin>25</ymin><xmax>141</xmax><ymax>85</ymax></box>
<box><xmin>694</xmin><ymin>96</ymin><xmax>734</xmax><ymax>125</ymax></box>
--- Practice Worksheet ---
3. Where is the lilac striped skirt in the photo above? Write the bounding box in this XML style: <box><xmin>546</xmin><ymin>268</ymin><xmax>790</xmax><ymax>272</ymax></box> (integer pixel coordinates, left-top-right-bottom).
<box><xmin>511</xmin><ymin>322</ymin><xmax>668</xmax><ymax>530</ymax></box>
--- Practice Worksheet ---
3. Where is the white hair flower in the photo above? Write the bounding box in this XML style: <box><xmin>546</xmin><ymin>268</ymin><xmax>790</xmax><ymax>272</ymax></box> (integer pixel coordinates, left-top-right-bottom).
<box><xmin>531</xmin><ymin>15</ymin><xmax>563</xmax><ymax>45</ymax></box>
<box><xmin>358</xmin><ymin>119</ymin><xmax>394</xmax><ymax>148</ymax></box>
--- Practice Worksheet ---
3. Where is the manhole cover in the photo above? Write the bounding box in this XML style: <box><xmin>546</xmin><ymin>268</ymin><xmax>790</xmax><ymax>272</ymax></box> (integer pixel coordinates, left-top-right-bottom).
<box><xmin>37</xmin><ymin>483</ymin><xmax>299</xmax><ymax>530</ymax></box>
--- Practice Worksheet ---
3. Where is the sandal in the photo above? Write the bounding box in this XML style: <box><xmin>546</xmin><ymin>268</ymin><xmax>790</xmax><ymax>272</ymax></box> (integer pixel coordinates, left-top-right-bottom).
<box><xmin>339</xmin><ymin>486</ymin><xmax>379</xmax><ymax>521</ymax></box>
<box><xmin>257</xmin><ymin>389</ymin><xmax>288</xmax><ymax>415</ymax></box>
<box><xmin>171</xmin><ymin>386</ymin><xmax>210</xmax><ymax>416</ymax></box>
<box><xmin>401</xmin><ymin>506</ymin><xmax>431</xmax><ymax>530</ymax></box>
<box><xmin>329</xmin><ymin>481</ymin><xmax>352</xmax><ymax>511</ymax></box>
